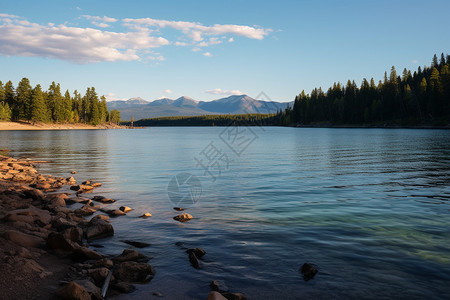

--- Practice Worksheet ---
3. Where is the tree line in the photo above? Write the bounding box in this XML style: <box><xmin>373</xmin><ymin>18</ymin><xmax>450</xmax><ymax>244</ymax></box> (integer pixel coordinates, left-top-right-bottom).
<box><xmin>133</xmin><ymin>113</ymin><xmax>278</xmax><ymax>127</ymax></box>
<box><xmin>277</xmin><ymin>53</ymin><xmax>450</xmax><ymax>126</ymax></box>
<box><xmin>0</xmin><ymin>78</ymin><xmax>120</xmax><ymax>125</ymax></box>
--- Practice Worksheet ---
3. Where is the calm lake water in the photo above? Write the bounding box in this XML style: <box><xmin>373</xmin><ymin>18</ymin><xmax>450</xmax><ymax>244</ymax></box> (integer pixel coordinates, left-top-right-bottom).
<box><xmin>1</xmin><ymin>127</ymin><xmax>449</xmax><ymax>299</ymax></box>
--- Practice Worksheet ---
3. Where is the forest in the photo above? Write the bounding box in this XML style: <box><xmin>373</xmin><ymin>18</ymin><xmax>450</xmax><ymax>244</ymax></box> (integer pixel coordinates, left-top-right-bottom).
<box><xmin>133</xmin><ymin>113</ymin><xmax>278</xmax><ymax>127</ymax></box>
<box><xmin>282</xmin><ymin>53</ymin><xmax>450</xmax><ymax>126</ymax></box>
<box><xmin>0</xmin><ymin>78</ymin><xmax>120</xmax><ymax>125</ymax></box>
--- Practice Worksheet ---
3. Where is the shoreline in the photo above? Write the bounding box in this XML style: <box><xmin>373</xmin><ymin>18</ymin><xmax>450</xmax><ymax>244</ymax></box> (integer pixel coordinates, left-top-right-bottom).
<box><xmin>0</xmin><ymin>153</ymin><xmax>156</xmax><ymax>299</ymax></box>
<box><xmin>0</xmin><ymin>121</ymin><xmax>127</xmax><ymax>131</ymax></box>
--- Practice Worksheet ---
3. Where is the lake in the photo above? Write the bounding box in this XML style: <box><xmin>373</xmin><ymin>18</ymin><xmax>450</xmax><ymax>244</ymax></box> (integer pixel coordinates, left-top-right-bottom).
<box><xmin>1</xmin><ymin>127</ymin><xmax>449</xmax><ymax>299</ymax></box>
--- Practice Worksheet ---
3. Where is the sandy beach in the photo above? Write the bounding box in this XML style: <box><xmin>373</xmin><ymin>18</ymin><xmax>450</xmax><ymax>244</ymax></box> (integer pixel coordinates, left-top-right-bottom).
<box><xmin>0</xmin><ymin>121</ymin><xmax>124</xmax><ymax>131</ymax></box>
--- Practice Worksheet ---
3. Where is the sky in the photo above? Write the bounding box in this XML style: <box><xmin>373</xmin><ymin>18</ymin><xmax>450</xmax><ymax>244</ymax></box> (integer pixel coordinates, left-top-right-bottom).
<box><xmin>1</xmin><ymin>0</ymin><xmax>449</xmax><ymax>103</ymax></box>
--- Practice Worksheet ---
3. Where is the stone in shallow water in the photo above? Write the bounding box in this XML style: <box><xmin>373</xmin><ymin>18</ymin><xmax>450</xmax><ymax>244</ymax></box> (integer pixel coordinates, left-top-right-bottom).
<box><xmin>300</xmin><ymin>262</ymin><xmax>318</xmax><ymax>281</ymax></box>
<box><xmin>56</xmin><ymin>281</ymin><xmax>91</xmax><ymax>300</ymax></box>
<box><xmin>121</xmin><ymin>240</ymin><xmax>151</xmax><ymax>248</ymax></box>
<box><xmin>173</xmin><ymin>213</ymin><xmax>193</xmax><ymax>222</ymax></box>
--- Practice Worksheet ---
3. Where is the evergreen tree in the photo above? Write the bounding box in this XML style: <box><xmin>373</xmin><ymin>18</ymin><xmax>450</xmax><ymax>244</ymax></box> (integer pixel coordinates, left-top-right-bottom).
<box><xmin>14</xmin><ymin>77</ymin><xmax>32</xmax><ymax>120</ymax></box>
<box><xmin>30</xmin><ymin>84</ymin><xmax>48</xmax><ymax>123</ymax></box>
<box><xmin>63</xmin><ymin>90</ymin><xmax>72</xmax><ymax>122</ymax></box>
<box><xmin>0</xmin><ymin>102</ymin><xmax>12</xmax><ymax>121</ymax></box>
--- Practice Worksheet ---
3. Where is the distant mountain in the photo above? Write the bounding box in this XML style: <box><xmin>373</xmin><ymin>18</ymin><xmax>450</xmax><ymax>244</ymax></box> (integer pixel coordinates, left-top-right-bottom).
<box><xmin>107</xmin><ymin>94</ymin><xmax>291</xmax><ymax>121</ymax></box>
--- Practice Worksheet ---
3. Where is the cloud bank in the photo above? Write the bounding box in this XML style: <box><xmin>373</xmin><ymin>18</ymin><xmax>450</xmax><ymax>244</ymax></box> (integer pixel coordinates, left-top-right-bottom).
<box><xmin>205</xmin><ymin>88</ymin><xmax>244</xmax><ymax>96</ymax></box>
<box><xmin>0</xmin><ymin>14</ymin><xmax>271</xmax><ymax>63</ymax></box>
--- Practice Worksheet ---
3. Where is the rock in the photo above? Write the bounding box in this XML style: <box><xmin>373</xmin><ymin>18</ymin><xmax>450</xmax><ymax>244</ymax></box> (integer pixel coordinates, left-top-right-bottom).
<box><xmin>71</xmin><ymin>171</ymin><xmax>77</xmax><ymax>174</ymax></box>
<box><xmin>113</xmin><ymin>249</ymin><xmax>148</xmax><ymax>263</ymax></box>
<box><xmin>208</xmin><ymin>291</ymin><xmax>228</xmax><ymax>300</ymax></box>
<box><xmin>47</xmin><ymin>232</ymin><xmax>77</xmax><ymax>252</ymax></box>
<box><xmin>46</xmin><ymin>193</ymin><xmax>67</xmax><ymax>207</ymax></box>
<box><xmin>66</xmin><ymin>177</ymin><xmax>77</xmax><ymax>185</ymax></box>
<box><xmin>63</xmin><ymin>227</ymin><xmax>83</xmax><ymax>245</ymax></box>
<box><xmin>173</xmin><ymin>213</ymin><xmax>193</xmax><ymax>222</ymax></box>
<box><xmin>12</xmin><ymin>173</ymin><xmax>34</xmax><ymax>182</ymax></box>
<box><xmin>90</xmin><ymin>214</ymin><xmax>110</xmax><ymax>222</ymax></box>
<box><xmin>210</xmin><ymin>280</ymin><xmax>229</xmax><ymax>292</ymax></box>
<box><xmin>300</xmin><ymin>262</ymin><xmax>318</xmax><ymax>281</ymax></box>
<box><xmin>52</xmin><ymin>217</ymin><xmax>78</xmax><ymax>231</ymax></box>
<box><xmin>73</xmin><ymin>280</ymin><xmax>101</xmax><ymax>299</ymax></box>
<box><xmin>86</xmin><ymin>218</ymin><xmax>114</xmax><ymax>240</ymax></box>
<box><xmin>188</xmin><ymin>251</ymin><xmax>200</xmax><ymax>269</ymax></box>
<box><xmin>74</xmin><ymin>205</ymin><xmax>97</xmax><ymax>217</ymax></box>
<box><xmin>71</xmin><ymin>185</ymin><xmax>94</xmax><ymax>192</ymax></box>
<box><xmin>111</xmin><ymin>282</ymin><xmax>136</xmax><ymax>293</ymax></box>
<box><xmin>139</xmin><ymin>212</ymin><xmax>152</xmax><ymax>218</ymax></box>
<box><xmin>72</xmin><ymin>246</ymin><xmax>104</xmax><ymax>261</ymax></box>
<box><xmin>93</xmin><ymin>258</ymin><xmax>114</xmax><ymax>269</ymax></box>
<box><xmin>103</xmin><ymin>209</ymin><xmax>126</xmax><ymax>217</ymax></box>
<box><xmin>66</xmin><ymin>197</ymin><xmax>91</xmax><ymax>205</ymax></box>
<box><xmin>22</xmin><ymin>188</ymin><xmax>45</xmax><ymax>201</ymax></box>
<box><xmin>5</xmin><ymin>206</ymin><xmax>51</xmax><ymax>225</ymax></box>
<box><xmin>35</xmin><ymin>183</ymin><xmax>52</xmax><ymax>190</ymax></box>
<box><xmin>88</xmin><ymin>267</ymin><xmax>109</xmax><ymax>285</ymax></box>
<box><xmin>119</xmin><ymin>206</ymin><xmax>132</xmax><ymax>213</ymax></box>
<box><xmin>92</xmin><ymin>196</ymin><xmax>115</xmax><ymax>203</ymax></box>
<box><xmin>173</xmin><ymin>207</ymin><xmax>184</xmax><ymax>211</ymax></box>
<box><xmin>121</xmin><ymin>240</ymin><xmax>150</xmax><ymax>248</ymax></box>
<box><xmin>153</xmin><ymin>292</ymin><xmax>164</xmax><ymax>297</ymax></box>
<box><xmin>56</xmin><ymin>281</ymin><xmax>91</xmax><ymax>300</ymax></box>
<box><xmin>5</xmin><ymin>230</ymin><xmax>44</xmax><ymax>248</ymax></box>
<box><xmin>91</xmin><ymin>182</ymin><xmax>102</xmax><ymax>187</ymax></box>
<box><xmin>82</xmin><ymin>180</ymin><xmax>92</xmax><ymax>185</ymax></box>
<box><xmin>187</xmin><ymin>247</ymin><xmax>206</xmax><ymax>258</ymax></box>
<box><xmin>113</xmin><ymin>261</ymin><xmax>155</xmax><ymax>283</ymax></box>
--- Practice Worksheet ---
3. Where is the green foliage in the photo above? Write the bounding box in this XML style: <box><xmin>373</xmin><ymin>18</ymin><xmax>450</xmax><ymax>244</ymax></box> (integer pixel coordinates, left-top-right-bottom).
<box><xmin>289</xmin><ymin>54</ymin><xmax>450</xmax><ymax>126</ymax></box>
<box><xmin>134</xmin><ymin>113</ymin><xmax>278</xmax><ymax>126</ymax></box>
<box><xmin>0</xmin><ymin>78</ymin><xmax>118</xmax><ymax>125</ymax></box>
<box><xmin>0</xmin><ymin>102</ymin><xmax>12</xmax><ymax>121</ymax></box>
<box><xmin>109</xmin><ymin>109</ymin><xmax>121</xmax><ymax>124</ymax></box>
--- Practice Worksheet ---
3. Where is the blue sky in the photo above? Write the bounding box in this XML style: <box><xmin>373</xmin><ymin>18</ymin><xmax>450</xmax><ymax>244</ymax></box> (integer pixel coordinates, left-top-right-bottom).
<box><xmin>1</xmin><ymin>0</ymin><xmax>449</xmax><ymax>102</ymax></box>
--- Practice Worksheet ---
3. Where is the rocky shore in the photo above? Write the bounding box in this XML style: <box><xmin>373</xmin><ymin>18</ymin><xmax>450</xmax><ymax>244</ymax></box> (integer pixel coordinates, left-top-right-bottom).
<box><xmin>0</xmin><ymin>154</ymin><xmax>249</xmax><ymax>300</ymax></box>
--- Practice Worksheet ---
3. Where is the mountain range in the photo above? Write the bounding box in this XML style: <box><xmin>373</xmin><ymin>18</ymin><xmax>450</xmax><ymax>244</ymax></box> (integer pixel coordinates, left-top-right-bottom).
<box><xmin>107</xmin><ymin>95</ymin><xmax>292</xmax><ymax>121</ymax></box>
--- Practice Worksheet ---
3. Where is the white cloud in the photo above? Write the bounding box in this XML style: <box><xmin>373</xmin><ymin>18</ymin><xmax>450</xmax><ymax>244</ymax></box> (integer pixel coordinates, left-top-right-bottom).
<box><xmin>412</xmin><ymin>59</ymin><xmax>418</xmax><ymax>64</ymax></box>
<box><xmin>205</xmin><ymin>88</ymin><xmax>243</xmax><ymax>95</ymax></box>
<box><xmin>163</xmin><ymin>89</ymin><xmax>172</xmax><ymax>94</ymax></box>
<box><xmin>175</xmin><ymin>41</ymin><xmax>187</xmax><ymax>46</ymax></box>
<box><xmin>197</xmin><ymin>37</ymin><xmax>222</xmax><ymax>47</ymax></box>
<box><xmin>105</xmin><ymin>92</ymin><xmax>118</xmax><ymax>101</ymax></box>
<box><xmin>0</xmin><ymin>15</ymin><xmax>169</xmax><ymax>63</ymax></box>
<box><xmin>93</xmin><ymin>22</ymin><xmax>110</xmax><ymax>28</ymax></box>
<box><xmin>76</xmin><ymin>7</ymin><xmax>82</xmax><ymax>11</ymax></box>
<box><xmin>203</xmin><ymin>52</ymin><xmax>212</xmax><ymax>57</ymax></box>
<box><xmin>228</xmin><ymin>37</ymin><xmax>234</xmax><ymax>42</ymax></box>
<box><xmin>82</xmin><ymin>15</ymin><xmax>117</xmax><ymax>23</ymax></box>
<box><xmin>192</xmin><ymin>47</ymin><xmax>201</xmax><ymax>52</ymax></box>
<box><xmin>123</xmin><ymin>17</ymin><xmax>271</xmax><ymax>42</ymax></box>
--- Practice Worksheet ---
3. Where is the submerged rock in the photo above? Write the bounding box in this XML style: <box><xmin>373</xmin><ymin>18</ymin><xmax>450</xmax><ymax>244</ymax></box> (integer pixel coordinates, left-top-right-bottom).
<box><xmin>186</xmin><ymin>247</ymin><xmax>206</xmax><ymax>258</ymax></box>
<box><xmin>188</xmin><ymin>251</ymin><xmax>200</xmax><ymax>269</ymax></box>
<box><xmin>139</xmin><ymin>212</ymin><xmax>152</xmax><ymax>218</ymax></box>
<box><xmin>119</xmin><ymin>206</ymin><xmax>132</xmax><ymax>213</ymax></box>
<box><xmin>92</xmin><ymin>195</ymin><xmax>115</xmax><ymax>203</ymax></box>
<box><xmin>121</xmin><ymin>240</ymin><xmax>151</xmax><ymax>248</ymax></box>
<box><xmin>300</xmin><ymin>262</ymin><xmax>318</xmax><ymax>281</ymax></box>
<box><xmin>208</xmin><ymin>291</ymin><xmax>228</xmax><ymax>300</ymax></box>
<box><xmin>113</xmin><ymin>249</ymin><xmax>148</xmax><ymax>263</ymax></box>
<box><xmin>173</xmin><ymin>207</ymin><xmax>184</xmax><ymax>211</ymax></box>
<box><xmin>173</xmin><ymin>213</ymin><xmax>193</xmax><ymax>222</ymax></box>
<box><xmin>111</xmin><ymin>282</ymin><xmax>136</xmax><ymax>293</ymax></box>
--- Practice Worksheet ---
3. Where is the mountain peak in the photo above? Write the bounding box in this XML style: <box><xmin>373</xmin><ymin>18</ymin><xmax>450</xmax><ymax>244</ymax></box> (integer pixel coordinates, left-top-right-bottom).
<box><xmin>127</xmin><ymin>97</ymin><xmax>148</xmax><ymax>104</ymax></box>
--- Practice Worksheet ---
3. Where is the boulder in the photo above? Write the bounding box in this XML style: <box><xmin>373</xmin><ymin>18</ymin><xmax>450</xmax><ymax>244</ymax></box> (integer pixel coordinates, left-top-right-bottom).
<box><xmin>73</xmin><ymin>280</ymin><xmax>101</xmax><ymax>299</ymax></box>
<box><xmin>93</xmin><ymin>258</ymin><xmax>114</xmax><ymax>269</ymax></box>
<box><xmin>102</xmin><ymin>209</ymin><xmax>126</xmax><ymax>217</ymax></box>
<box><xmin>47</xmin><ymin>232</ymin><xmax>77</xmax><ymax>252</ymax></box>
<box><xmin>71</xmin><ymin>171</ymin><xmax>77</xmax><ymax>174</ymax></box>
<box><xmin>12</xmin><ymin>173</ymin><xmax>34</xmax><ymax>182</ymax></box>
<box><xmin>88</xmin><ymin>267</ymin><xmax>110</xmax><ymax>285</ymax></box>
<box><xmin>92</xmin><ymin>196</ymin><xmax>115</xmax><ymax>203</ymax></box>
<box><xmin>72</xmin><ymin>246</ymin><xmax>103</xmax><ymax>261</ymax></box>
<box><xmin>300</xmin><ymin>262</ymin><xmax>318</xmax><ymax>281</ymax></box>
<box><xmin>5</xmin><ymin>230</ymin><xmax>44</xmax><ymax>248</ymax></box>
<box><xmin>220</xmin><ymin>292</ymin><xmax>247</xmax><ymax>300</ymax></box>
<box><xmin>113</xmin><ymin>249</ymin><xmax>148</xmax><ymax>263</ymax></box>
<box><xmin>210</xmin><ymin>280</ymin><xmax>229</xmax><ymax>293</ymax></box>
<box><xmin>187</xmin><ymin>248</ymin><xmax>206</xmax><ymax>258</ymax></box>
<box><xmin>173</xmin><ymin>213</ymin><xmax>193</xmax><ymax>222</ymax></box>
<box><xmin>56</xmin><ymin>281</ymin><xmax>90</xmax><ymax>300</ymax></box>
<box><xmin>22</xmin><ymin>188</ymin><xmax>45</xmax><ymax>201</ymax></box>
<box><xmin>46</xmin><ymin>193</ymin><xmax>67</xmax><ymax>207</ymax></box>
<box><xmin>139</xmin><ymin>212</ymin><xmax>152</xmax><ymax>218</ymax></box>
<box><xmin>173</xmin><ymin>207</ymin><xmax>184</xmax><ymax>211</ymax></box>
<box><xmin>63</xmin><ymin>227</ymin><xmax>83</xmax><ymax>245</ymax></box>
<box><xmin>74</xmin><ymin>205</ymin><xmax>97</xmax><ymax>217</ymax></box>
<box><xmin>35</xmin><ymin>183</ymin><xmax>52</xmax><ymax>190</ymax></box>
<box><xmin>86</xmin><ymin>218</ymin><xmax>114</xmax><ymax>240</ymax></box>
<box><xmin>91</xmin><ymin>182</ymin><xmax>102</xmax><ymax>187</ymax></box>
<box><xmin>119</xmin><ymin>206</ymin><xmax>132</xmax><ymax>213</ymax></box>
<box><xmin>113</xmin><ymin>261</ymin><xmax>155</xmax><ymax>283</ymax></box>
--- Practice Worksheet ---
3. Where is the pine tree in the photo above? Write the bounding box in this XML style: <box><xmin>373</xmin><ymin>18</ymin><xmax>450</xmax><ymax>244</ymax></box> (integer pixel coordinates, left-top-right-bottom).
<box><xmin>0</xmin><ymin>102</ymin><xmax>11</xmax><ymax>121</ymax></box>
<box><xmin>15</xmin><ymin>77</ymin><xmax>32</xmax><ymax>120</ymax></box>
<box><xmin>30</xmin><ymin>84</ymin><xmax>48</xmax><ymax>123</ymax></box>
<box><xmin>63</xmin><ymin>90</ymin><xmax>72</xmax><ymax>122</ymax></box>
